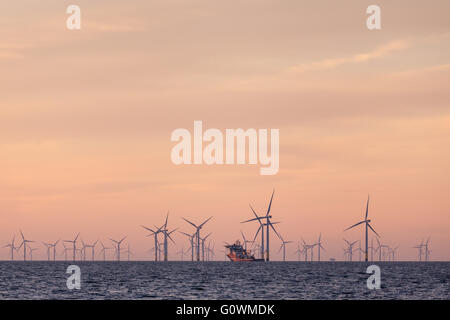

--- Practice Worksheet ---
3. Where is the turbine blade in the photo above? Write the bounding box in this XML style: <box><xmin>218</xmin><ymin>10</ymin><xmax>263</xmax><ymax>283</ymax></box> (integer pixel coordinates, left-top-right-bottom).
<box><xmin>344</xmin><ymin>220</ymin><xmax>365</xmax><ymax>231</ymax></box>
<box><xmin>141</xmin><ymin>225</ymin><xmax>155</xmax><ymax>233</ymax></box>
<box><xmin>199</xmin><ymin>216</ymin><xmax>213</xmax><ymax>228</ymax></box>
<box><xmin>253</xmin><ymin>225</ymin><xmax>262</xmax><ymax>242</ymax></box>
<box><xmin>182</xmin><ymin>217</ymin><xmax>198</xmax><ymax>229</ymax></box>
<box><xmin>368</xmin><ymin>223</ymin><xmax>380</xmax><ymax>237</ymax></box>
<box><xmin>266</xmin><ymin>189</ymin><xmax>275</xmax><ymax>216</ymax></box>
<box><xmin>164</xmin><ymin>211</ymin><xmax>169</xmax><ymax>228</ymax></box>
<box><xmin>365</xmin><ymin>195</ymin><xmax>370</xmax><ymax>220</ymax></box>
<box><xmin>269</xmin><ymin>222</ymin><xmax>281</xmax><ymax>240</ymax></box>
<box><xmin>248</xmin><ymin>205</ymin><xmax>263</xmax><ymax>226</ymax></box>
<box><xmin>242</xmin><ymin>217</ymin><xmax>262</xmax><ymax>223</ymax></box>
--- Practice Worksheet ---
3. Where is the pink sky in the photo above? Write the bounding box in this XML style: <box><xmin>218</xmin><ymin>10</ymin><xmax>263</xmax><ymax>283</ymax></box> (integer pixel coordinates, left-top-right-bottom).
<box><xmin>0</xmin><ymin>1</ymin><xmax>449</xmax><ymax>260</ymax></box>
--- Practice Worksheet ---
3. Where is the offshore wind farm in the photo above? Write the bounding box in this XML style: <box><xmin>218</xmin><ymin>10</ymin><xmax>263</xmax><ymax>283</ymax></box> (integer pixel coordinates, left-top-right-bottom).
<box><xmin>0</xmin><ymin>190</ymin><xmax>449</xmax><ymax>299</ymax></box>
<box><xmin>0</xmin><ymin>191</ymin><xmax>444</xmax><ymax>263</ymax></box>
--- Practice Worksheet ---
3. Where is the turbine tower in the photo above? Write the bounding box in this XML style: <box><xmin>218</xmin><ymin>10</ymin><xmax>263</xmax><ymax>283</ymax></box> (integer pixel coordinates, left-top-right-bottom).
<box><xmin>345</xmin><ymin>195</ymin><xmax>380</xmax><ymax>262</ymax></box>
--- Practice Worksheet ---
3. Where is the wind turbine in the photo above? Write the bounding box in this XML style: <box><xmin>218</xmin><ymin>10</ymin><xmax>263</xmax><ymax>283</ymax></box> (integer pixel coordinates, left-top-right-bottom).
<box><xmin>245</xmin><ymin>205</ymin><xmax>264</xmax><ymax>260</ymax></box>
<box><xmin>301</xmin><ymin>239</ymin><xmax>309</xmax><ymax>262</ymax></box>
<box><xmin>344</xmin><ymin>195</ymin><xmax>380</xmax><ymax>262</ymax></box>
<box><xmin>50</xmin><ymin>239</ymin><xmax>59</xmax><ymax>261</ymax></box>
<box><xmin>149</xmin><ymin>211</ymin><xmax>176</xmax><ymax>262</ymax></box>
<box><xmin>207</xmin><ymin>242</ymin><xmax>215</xmax><ymax>261</ymax></box>
<box><xmin>28</xmin><ymin>247</ymin><xmax>38</xmax><ymax>261</ymax></box>
<box><xmin>356</xmin><ymin>242</ymin><xmax>364</xmax><ymax>262</ymax></box>
<box><xmin>163</xmin><ymin>228</ymin><xmax>178</xmax><ymax>261</ymax></box>
<box><xmin>84</xmin><ymin>240</ymin><xmax>98</xmax><ymax>261</ymax></box>
<box><xmin>343</xmin><ymin>248</ymin><xmax>351</xmax><ymax>261</ymax></box>
<box><xmin>413</xmin><ymin>241</ymin><xmax>423</xmax><ymax>261</ymax></box>
<box><xmin>177</xmin><ymin>247</ymin><xmax>187</xmax><ymax>261</ymax></box>
<box><xmin>240</xmin><ymin>231</ymin><xmax>254</xmax><ymax>252</ymax></box>
<box><xmin>369</xmin><ymin>238</ymin><xmax>375</xmax><ymax>261</ymax></box>
<box><xmin>159</xmin><ymin>212</ymin><xmax>178</xmax><ymax>262</ymax></box>
<box><xmin>158</xmin><ymin>242</ymin><xmax>164</xmax><ymax>261</ymax></box>
<box><xmin>279</xmin><ymin>236</ymin><xmax>292</xmax><ymax>262</ymax></box>
<box><xmin>62</xmin><ymin>242</ymin><xmax>71</xmax><ymax>261</ymax></box>
<box><xmin>376</xmin><ymin>238</ymin><xmax>389</xmax><ymax>261</ymax></box>
<box><xmin>179</xmin><ymin>231</ymin><xmax>196</xmax><ymax>261</ymax></box>
<box><xmin>3</xmin><ymin>235</ymin><xmax>18</xmax><ymax>260</ymax></box>
<box><xmin>243</xmin><ymin>189</ymin><xmax>281</xmax><ymax>261</ymax></box>
<box><xmin>293</xmin><ymin>242</ymin><xmax>303</xmax><ymax>261</ymax></box>
<box><xmin>343</xmin><ymin>239</ymin><xmax>358</xmax><ymax>261</ymax></box>
<box><xmin>141</xmin><ymin>225</ymin><xmax>163</xmax><ymax>261</ymax></box>
<box><xmin>42</xmin><ymin>242</ymin><xmax>52</xmax><ymax>261</ymax></box>
<box><xmin>80</xmin><ymin>240</ymin><xmax>87</xmax><ymax>261</ymax></box>
<box><xmin>182</xmin><ymin>216</ymin><xmax>213</xmax><ymax>262</ymax></box>
<box><xmin>63</xmin><ymin>233</ymin><xmax>80</xmax><ymax>261</ymax></box>
<box><xmin>423</xmin><ymin>238</ymin><xmax>431</xmax><ymax>262</ymax></box>
<box><xmin>391</xmin><ymin>246</ymin><xmax>399</xmax><ymax>261</ymax></box>
<box><xmin>316</xmin><ymin>233</ymin><xmax>325</xmax><ymax>262</ymax></box>
<box><xmin>302</xmin><ymin>238</ymin><xmax>316</xmax><ymax>261</ymax></box>
<box><xmin>18</xmin><ymin>230</ymin><xmax>35</xmax><ymax>261</ymax></box>
<box><xmin>99</xmin><ymin>241</ymin><xmax>112</xmax><ymax>261</ymax></box>
<box><xmin>110</xmin><ymin>236</ymin><xmax>127</xmax><ymax>261</ymax></box>
<box><xmin>124</xmin><ymin>244</ymin><xmax>133</xmax><ymax>261</ymax></box>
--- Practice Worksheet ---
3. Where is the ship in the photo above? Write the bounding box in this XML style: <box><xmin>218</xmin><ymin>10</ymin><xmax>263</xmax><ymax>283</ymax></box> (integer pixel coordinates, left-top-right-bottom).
<box><xmin>225</xmin><ymin>240</ymin><xmax>264</xmax><ymax>261</ymax></box>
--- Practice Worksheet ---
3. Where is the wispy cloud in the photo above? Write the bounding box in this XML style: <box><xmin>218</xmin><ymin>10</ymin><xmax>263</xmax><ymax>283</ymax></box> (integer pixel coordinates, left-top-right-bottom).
<box><xmin>84</xmin><ymin>21</ymin><xmax>147</xmax><ymax>33</ymax></box>
<box><xmin>289</xmin><ymin>39</ymin><xmax>411</xmax><ymax>72</ymax></box>
<box><xmin>389</xmin><ymin>63</ymin><xmax>450</xmax><ymax>77</ymax></box>
<box><xmin>0</xmin><ymin>43</ymin><xmax>31</xmax><ymax>59</ymax></box>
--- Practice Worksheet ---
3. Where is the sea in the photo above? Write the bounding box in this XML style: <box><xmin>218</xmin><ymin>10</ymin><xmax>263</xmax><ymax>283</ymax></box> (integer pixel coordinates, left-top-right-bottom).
<box><xmin>0</xmin><ymin>261</ymin><xmax>448</xmax><ymax>299</ymax></box>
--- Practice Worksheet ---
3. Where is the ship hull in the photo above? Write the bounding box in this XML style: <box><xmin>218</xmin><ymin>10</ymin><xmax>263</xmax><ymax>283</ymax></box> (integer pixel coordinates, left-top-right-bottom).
<box><xmin>227</xmin><ymin>253</ymin><xmax>264</xmax><ymax>262</ymax></box>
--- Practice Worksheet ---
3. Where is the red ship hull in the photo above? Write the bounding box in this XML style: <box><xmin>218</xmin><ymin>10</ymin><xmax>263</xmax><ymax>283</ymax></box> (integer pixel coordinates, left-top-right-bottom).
<box><xmin>226</xmin><ymin>251</ymin><xmax>264</xmax><ymax>262</ymax></box>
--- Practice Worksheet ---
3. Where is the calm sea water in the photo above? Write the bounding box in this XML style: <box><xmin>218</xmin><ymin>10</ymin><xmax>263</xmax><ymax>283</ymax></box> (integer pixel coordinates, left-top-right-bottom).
<box><xmin>0</xmin><ymin>261</ymin><xmax>448</xmax><ymax>299</ymax></box>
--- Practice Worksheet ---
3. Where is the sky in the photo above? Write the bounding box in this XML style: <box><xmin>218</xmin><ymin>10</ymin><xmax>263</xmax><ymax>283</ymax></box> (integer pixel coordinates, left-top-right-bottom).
<box><xmin>0</xmin><ymin>0</ymin><xmax>449</xmax><ymax>261</ymax></box>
